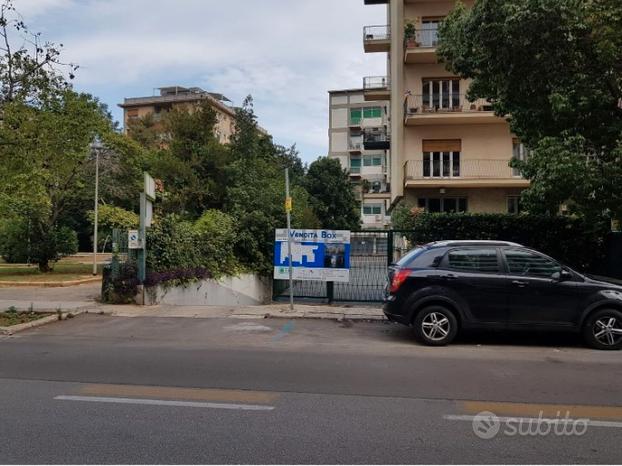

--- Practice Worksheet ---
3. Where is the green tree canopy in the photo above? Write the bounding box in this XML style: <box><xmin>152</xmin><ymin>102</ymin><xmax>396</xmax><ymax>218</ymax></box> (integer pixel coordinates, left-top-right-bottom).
<box><xmin>304</xmin><ymin>157</ymin><xmax>360</xmax><ymax>230</ymax></box>
<box><xmin>438</xmin><ymin>0</ymin><xmax>622</xmax><ymax>220</ymax></box>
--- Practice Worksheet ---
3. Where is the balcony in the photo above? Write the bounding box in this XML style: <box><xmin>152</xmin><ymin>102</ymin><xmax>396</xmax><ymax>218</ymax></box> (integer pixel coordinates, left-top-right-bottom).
<box><xmin>363</xmin><ymin>76</ymin><xmax>390</xmax><ymax>101</ymax></box>
<box><xmin>404</xmin><ymin>94</ymin><xmax>503</xmax><ymax>126</ymax></box>
<box><xmin>404</xmin><ymin>28</ymin><xmax>438</xmax><ymax>63</ymax></box>
<box><xmin>364</xmin><ymin>25</ymin><xmax>391</xmax><ymax>53</ymax></box>
<box><xmin>363</xmin><ymin>128</ymin><xmax>390</xmax><ymax>151</ymax></box>
<box><xmin>349</xmin><ymin>141</ymin><xmax>364</xmax><ymax>154</ymax></box>
<box><xmin>403</xmin><ymin>158</ymin><xmax>530</xmax><ymax>188</ymax></box>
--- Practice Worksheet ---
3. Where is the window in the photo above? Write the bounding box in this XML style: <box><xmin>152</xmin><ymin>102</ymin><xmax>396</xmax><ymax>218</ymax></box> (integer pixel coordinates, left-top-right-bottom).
<box><xmin>420</xmin><ymin>18</ymin><xmax>441</xmax><ymax>47</ymax></box>
<box><xmin>363</xmin><ymin>154</ymin><xmax>384</xmax><ymax>167</ymax></box>
<box><xmin>422</xmin><ymin>79</ymin><xmax>460</xmax><ymax>110</ymax></box>
<box><xmin>512</xmin><ymin>140</ymin><xmax>530</xmax><ymax>177</ymax></box>
<box><xmin>363</xmin><ymin>204</ymin><xmax>383</xmax><ymax>215</ymax></box>
<box><xmin>350</xmin><ymin>108</ymin><xmax>362</xmax><ymax>125</ymax></box>
<box><xmin>447</xmin><ymin>248</ymin><xmax>500</xmax><ymax>273</ymax></box>
<box><xmin>418</xmin><ymin>198</ymin><xmax>467</xmax><ymax>213</ymax></box>
<box><xmin>423</xmin><ymin>152</ymin><xmax>460</xmax><ymax>177</ymax></box>
<box><xmin>504</xmin><ymin>249</ymin><xmax>561</xmax><ymax>278</ymax></box>
<box><xmin>350</xmin><ymin>157</ymin><xmax>361</xmax><ymax>173</ymax></box>
<box><xmin>507</xmin><ymin>196</ymin><xmax>522</xmax><ymax>214</ymax></box>
<box><xmin>363</xmin><ymin>107</ymin><xmax>382</xmax><ymax>119</ymax></box>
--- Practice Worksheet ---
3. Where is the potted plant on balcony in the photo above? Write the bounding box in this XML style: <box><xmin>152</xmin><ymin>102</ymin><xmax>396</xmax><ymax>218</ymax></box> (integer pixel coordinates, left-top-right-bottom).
<box><xmin>404</xmin><ymin>21</ymin><xmax>418</xmax><ymax>48</ymax></box>
<box><xmin>362</xmin><ymin>179</ymin><xmax>371</xmax><ymax>194</ymax></box>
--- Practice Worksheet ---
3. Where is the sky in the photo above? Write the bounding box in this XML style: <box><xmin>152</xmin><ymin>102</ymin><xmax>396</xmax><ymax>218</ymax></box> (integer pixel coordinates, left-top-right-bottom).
<box><xmin>19</xmin><ymin>0</ymin><xmax>387</xmax><ymax>163</ymax></box>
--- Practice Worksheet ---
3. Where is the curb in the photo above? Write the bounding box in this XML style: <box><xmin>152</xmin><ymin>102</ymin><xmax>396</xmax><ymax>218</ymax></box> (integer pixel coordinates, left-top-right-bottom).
<box><xmin>0</xmin><ymin>277</ymin><xmax>101</xmax><ymax>288</ymax></box>
<box><xmin>262</xmin><ymin>312</ymin><xmax>386</xmax><ymax>323</ymax></box>
<box><xmin>0</xmin><ymin>309</ymin><xmax>86</xmax><ymax>335</ymax></box>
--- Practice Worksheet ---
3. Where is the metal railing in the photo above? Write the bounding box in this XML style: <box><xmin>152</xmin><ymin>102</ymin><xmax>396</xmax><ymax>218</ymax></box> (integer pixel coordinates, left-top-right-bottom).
<box><xmin>349</xmin><ymin>142</ymin><xmax>363</xmax><ymax>151</ymax></box>
<box><xmin>363</xmin><ymin>128</ymin><xmax>390</xmax><ymax>144</ymax></box>
<box><xmin>404</xmin><ymin>158</ymin><xmax>524</xmax><ymax>181</ymax></box>
<box><xmin>405</xmin><ymin>28</ymin><xmax>439</xmax><ymax>48</ymax></box>
<box><xmin>404</xmin><ymin>94</ymin><xmax>494</xmax><ymax>117</ymax></box>
<box><xmin>363</xmin><ymin>25</ymin><xmax>390</xmax><ymax>42</ymax></box>
<box><xmin>363</xmin><ymin>76</ymin><xmax>390</xmax><ymax>90</ymax></box>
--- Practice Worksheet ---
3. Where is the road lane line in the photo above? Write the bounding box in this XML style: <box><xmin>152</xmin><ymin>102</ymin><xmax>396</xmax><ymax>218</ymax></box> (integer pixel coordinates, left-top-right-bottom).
<box><xmin>460</xmin><ymin>400</ymin><xmax>622</xmax><ymax>420</ymax></box>
<box><xmin>78</xmin><ymin>383</ymin><xmax>279</xmax><ymax>404</ymax></box>
<box><xmin>54</xmin><ymin>395</ymin><xmax>275</xmax><ymax>411</ymax></box>
<box><xmin>444</xmin><ymin>414</ymin><xmax>622</xmax><ymax>429</ymax></box>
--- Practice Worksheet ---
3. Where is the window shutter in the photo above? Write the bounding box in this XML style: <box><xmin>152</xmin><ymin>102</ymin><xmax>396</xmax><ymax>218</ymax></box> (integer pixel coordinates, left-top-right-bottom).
<box><xmin>422</xmin><ymin>139</ymin><xmax>462</xmax><ymax>152</ymax></box>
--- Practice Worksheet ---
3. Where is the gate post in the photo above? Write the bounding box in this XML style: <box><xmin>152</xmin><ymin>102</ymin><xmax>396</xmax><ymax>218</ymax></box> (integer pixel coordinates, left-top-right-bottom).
<box><xmin>387</xmin><ymin>230</ymin><xmax>394</xmax><ymax>267</ymax></box>
<box><xmin>326</xmin><ymin>281</ymin><xmax>334</xmax><ymax>304</ymax></box>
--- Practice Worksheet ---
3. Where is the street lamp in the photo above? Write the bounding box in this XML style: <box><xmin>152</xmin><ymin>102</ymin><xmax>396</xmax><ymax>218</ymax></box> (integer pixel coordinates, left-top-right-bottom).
<box><xmin>90</xmin><ymin>139</ymin><xmax>103</xmax><ymax>276</ymax></box>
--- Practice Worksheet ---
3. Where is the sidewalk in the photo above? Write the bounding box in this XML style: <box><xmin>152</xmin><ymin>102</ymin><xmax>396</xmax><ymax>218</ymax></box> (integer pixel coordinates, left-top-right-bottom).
<box><xmin>97</xmin><ymin>302</ymin><xmax>386</xmax><ymax>322</ymax></box>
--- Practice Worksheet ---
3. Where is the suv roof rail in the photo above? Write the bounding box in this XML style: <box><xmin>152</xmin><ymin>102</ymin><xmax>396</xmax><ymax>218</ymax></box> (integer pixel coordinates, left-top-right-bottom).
<box><xmin>427</xmin><ymin>240</ymin><xmax>524</xmax><ymax>248</ymax></box>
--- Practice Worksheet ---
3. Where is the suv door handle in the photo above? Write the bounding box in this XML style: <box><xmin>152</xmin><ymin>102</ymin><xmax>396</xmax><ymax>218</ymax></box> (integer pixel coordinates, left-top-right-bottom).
<box><xmin>440</xmin><ymin>274</ymin><xmax>459</xmax><ymax>280</ymax></box>
<box><xmin>512</xmin><ymin>280</ymin><xmax>528</xmax><ymax>287</ymax></box>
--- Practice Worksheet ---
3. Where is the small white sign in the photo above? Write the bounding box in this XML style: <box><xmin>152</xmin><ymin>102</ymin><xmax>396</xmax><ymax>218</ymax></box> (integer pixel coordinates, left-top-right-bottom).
<box><xmin>128</xmin><ymin>230</ymin><xmax>141</xmax><ymax>249</ymax></box>
<box><xmin>144</xmin><ymin>173</ymin><xmax>156</xmax><ymax>201</ymax></box>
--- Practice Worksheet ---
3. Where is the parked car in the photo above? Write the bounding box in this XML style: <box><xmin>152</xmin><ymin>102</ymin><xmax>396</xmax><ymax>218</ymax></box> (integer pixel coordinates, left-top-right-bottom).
<box><xmin>383</xmin><ymin>240</ymin><xmax>622</xmax><ymax>350</ymax></box>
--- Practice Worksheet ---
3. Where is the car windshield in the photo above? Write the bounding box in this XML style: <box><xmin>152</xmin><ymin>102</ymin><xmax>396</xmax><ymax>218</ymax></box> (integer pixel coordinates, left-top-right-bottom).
<box><xmin>395</xmin><ymin>247</ymin><xmax>426</xmax><ymax>267</ymax></box>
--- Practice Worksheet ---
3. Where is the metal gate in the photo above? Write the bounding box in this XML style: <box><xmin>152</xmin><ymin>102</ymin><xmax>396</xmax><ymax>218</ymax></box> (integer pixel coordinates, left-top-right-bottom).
<box><xmin>272</xmin><ymin>230</ymin><xmax>415</xmax><ymax>303</ymax></box>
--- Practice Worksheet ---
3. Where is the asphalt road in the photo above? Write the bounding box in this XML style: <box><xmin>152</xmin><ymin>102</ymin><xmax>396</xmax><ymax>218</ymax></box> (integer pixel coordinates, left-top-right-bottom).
<box><xmin>1</xmin><ymin>314</ymin><xmax>621</xmax><ymax>464</ymax></box>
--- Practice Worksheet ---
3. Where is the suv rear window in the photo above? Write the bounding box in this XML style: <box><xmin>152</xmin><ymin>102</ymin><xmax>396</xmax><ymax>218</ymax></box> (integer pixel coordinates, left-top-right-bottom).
<box><xmin>446</xmin><ymin>248</ymin><xmax>500</xmax><ymax>273</ymax></box>
<box><xmin>395</xmin><ymin>247</ymin><xmax>425</xmax><ymax>267</ymax></box>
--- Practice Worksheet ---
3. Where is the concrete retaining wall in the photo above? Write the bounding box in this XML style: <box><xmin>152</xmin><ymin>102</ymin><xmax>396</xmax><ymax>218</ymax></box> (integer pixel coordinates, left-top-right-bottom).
<box><xmin>142</xmin><ymin>274</ymin><xmax>272</xmax><ymax>306</ymax></box>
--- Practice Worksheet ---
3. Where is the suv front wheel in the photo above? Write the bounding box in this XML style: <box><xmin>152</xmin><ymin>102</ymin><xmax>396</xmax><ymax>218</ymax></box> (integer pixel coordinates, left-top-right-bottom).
<box><xmin>582</xmin><ymin>309</ymin><xmax>622</xmax><ymax>350</ymax></box>
<box><xmin>413</xmin><ymin>305</ymin><xmax>459</xmax><ymax>346</ymax></box>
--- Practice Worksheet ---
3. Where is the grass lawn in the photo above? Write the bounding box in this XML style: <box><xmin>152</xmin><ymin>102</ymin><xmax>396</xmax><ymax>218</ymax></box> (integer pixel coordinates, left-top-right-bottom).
<box><xmin>0</xmin><ymin>308</ymin><xmax>53</xmax><ymax>327</ymax></box>
<box><xmin>0</xmin><ymin>262</ymin><xmax>104</xmax><ymax>282</ymax></box>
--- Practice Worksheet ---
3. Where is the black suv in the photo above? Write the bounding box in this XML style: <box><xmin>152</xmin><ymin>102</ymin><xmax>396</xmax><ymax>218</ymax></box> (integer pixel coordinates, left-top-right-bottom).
<box><xmin>383</xmin><ymin>240</ymin><xmax>622</xmax><ymax>350</ymax></box>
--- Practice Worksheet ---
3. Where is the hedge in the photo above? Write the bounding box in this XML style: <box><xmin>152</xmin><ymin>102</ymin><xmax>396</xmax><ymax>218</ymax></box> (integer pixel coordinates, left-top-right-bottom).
<box><xmin>393</xmin><ymin>209</ymin><xmax>609</xmax><ymax>273</ymax></box>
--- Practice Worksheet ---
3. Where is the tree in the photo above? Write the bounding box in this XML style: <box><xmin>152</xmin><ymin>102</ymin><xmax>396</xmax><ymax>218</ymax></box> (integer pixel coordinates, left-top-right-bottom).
<box><xmin>0</xmin><ymin>0</ymin><xmax>76</xmax><ymax>104</ymax></box>
<box><xmin>0</xmin><ymin>91</ymin><xmax>112</xmax><ymax>271</ymax></box>
<box><xmin>304</xmin><ymin>157</ymin><xmax>360</xmax><ymax>230</ymax></box>
<box><xmin>143</xmin><ymin>100</ymin><xmax>232</xmax><ymax>218</ymax></box>
<box><xmin>438</xmin><ymin>0</ymin><xmax>622</xmax><ymax>221</ymax></box>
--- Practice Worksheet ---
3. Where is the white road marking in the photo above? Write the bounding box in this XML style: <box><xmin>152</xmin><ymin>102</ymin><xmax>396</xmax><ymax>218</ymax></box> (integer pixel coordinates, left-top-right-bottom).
<box><xmin>55</xmin><ymin>395</ymin><xmax>275</xmax><ymax>411</ymax></box>
<box><xmin>444</xmin><ymin>414</ymin><xmax>622</xmax><ymax>428</ymax></box>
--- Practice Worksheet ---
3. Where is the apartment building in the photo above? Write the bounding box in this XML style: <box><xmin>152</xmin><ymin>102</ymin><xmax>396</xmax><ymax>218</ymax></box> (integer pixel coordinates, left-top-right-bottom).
<box><xmin>362</xmin><ymin>0</ymin><xmax>529</xmax><ymax>214</ymax></box>
<box><xmin>119</xmin><ymin>86</ymin><xmax>237</xmax><ymax>144</ymax></box>
<box><xmin>328</xmin><ymin>88</ymin><xmax>391</xmax><ymax>229</ymax></box>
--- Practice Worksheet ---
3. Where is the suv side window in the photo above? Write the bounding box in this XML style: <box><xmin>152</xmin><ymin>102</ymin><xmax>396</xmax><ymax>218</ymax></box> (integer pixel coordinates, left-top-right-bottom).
<box><xmin>503</xmin><ymin>249</ymin><xmax>562</xmax><ymax>278</ymax></box>
<box><xmin>446</xmin><ymin>248</ymin><xmax>500</xmax><ymax>273</ymax></box>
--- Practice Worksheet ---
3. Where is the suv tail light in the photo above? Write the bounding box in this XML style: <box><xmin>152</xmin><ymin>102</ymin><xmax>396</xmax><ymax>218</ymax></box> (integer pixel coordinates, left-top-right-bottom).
<box><xmin>389</xmin><ymin>269</ymin><xmax>411</xmax><ymax>293</ymax></box>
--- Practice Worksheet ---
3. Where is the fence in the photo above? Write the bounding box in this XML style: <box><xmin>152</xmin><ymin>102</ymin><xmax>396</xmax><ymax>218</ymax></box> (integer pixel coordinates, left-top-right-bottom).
<box><xmin>272</xmin><ymin>230</ymin><xmax>414</xmax><ymax>303</ymax></box>
<box><xmin>109</xmin><ymin>229</ymin><xmax>137</xmax><ymax>280</ymax></box>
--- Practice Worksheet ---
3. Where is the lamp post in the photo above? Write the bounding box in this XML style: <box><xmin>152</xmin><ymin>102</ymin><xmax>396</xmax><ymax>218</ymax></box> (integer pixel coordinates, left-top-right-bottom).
<box><xmin>91</xmin><ymin>139</ymin><xmax>103</xmax><ymax>276</ymax></box>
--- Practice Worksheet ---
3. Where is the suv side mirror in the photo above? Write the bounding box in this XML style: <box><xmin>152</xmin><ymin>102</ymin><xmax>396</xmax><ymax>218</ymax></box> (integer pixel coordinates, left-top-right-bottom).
<box><xmin>552</xmin><ymin>270</ymin><xmax>573</xmax><ymax>282</ymax></box>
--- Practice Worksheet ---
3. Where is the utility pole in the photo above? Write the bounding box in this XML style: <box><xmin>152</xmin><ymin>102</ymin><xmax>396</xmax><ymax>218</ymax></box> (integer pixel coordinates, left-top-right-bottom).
<box><xmin>285</xmin><ymin>168</ymin><xmax>294</xmax><ymax>312</ymax></box>
<box><xmin>92</xmin><ymin>143</ymin><xmax>100</xmax><ymax>276</ymax></box>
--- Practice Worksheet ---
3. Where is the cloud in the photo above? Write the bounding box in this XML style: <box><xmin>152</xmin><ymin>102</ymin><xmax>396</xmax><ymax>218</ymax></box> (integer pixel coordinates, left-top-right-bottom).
<box><xmin>24</xmin><ymin>0</ymin><xmax>387</xmax><ymax>161</ymax></box>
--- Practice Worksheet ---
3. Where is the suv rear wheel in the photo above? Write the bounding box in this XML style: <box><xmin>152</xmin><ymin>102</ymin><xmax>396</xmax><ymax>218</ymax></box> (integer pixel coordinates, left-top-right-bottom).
<box><xmin>413</xmin><ymin>305</ymin><xmax>458</xmax><ymax>346</ymax></box>
<box><xmin>582</xmin><ymin>309</ymin><xmax>622</xmax><ymax>350</ymax></box>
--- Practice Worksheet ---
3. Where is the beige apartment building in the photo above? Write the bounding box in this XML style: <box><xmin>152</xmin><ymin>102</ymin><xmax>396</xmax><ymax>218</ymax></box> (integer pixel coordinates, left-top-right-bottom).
<box><xmin>119</xmin><ymin>86</ymin><xmax>237</xmax><ymax>144</ymax></box>
<box><xmin>328</xmin><ymin>88</ymin><xmax>392</xmax><ymax>229</ymax></box>
<box><xmin>362</xmin><ymin>0</ymin><xmax>529</xmax><ymax>214</ymax></box>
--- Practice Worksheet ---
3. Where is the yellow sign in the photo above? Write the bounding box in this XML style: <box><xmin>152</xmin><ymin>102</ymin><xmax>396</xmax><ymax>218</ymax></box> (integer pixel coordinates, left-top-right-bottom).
<box><xmin>285</xmin><ymin>197</ymin><xmax>293</xmax><ymax>212</ymax></box>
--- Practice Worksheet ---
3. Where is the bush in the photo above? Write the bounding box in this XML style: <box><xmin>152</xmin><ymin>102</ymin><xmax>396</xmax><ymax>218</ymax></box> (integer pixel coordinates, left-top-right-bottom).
<box><xmin>0</xmin><ymin>219</ymin><xmax>78</xmax><ymax>267</ymax></box>
<box><xmin>193</xmin><ymin>210</ymin><xmax>238</xmax><ymax>277</ymax></box>
<box><xmin>101</xmin><ymin>262</ymin><xmax>139</xmax><ymax>304</ymax></box>
<box><xmin>146</xmin><ymin>215</ymin><xmax>202</xmax><ymax>273</ymax></box>
<box><xmin>392</xmin><ymin>207</ymin><xmax>609</xmax><ymax>273</ymax></box>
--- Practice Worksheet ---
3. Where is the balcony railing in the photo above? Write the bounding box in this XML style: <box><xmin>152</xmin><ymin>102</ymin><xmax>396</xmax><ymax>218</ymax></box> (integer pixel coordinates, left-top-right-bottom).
<box><xmin>349</xmin><ymin>142</ymin><xmax>364</xmax><ymax>151</ymax></box>
<box><xmin>404</xmin><ymin>94</ymin><xmax>494</xmax><ymax>117</ymax></box>
<box><xmin>404</xmin><ymin>158</ymin><xmax>524</xmax><ymax>181</ymax></box>
<box><xmin>405</xmin><ymin>28</ymin><xmax>439</xmax><ymax>48</ymax></box>
<box><xmin>363</xmin><ymin>76</ymin><xmax>390</xmax><ymax>90</ymax></box>
<box><xmin>363</xmin><ymin>25</ymin><xmax>390</xmax><ymax>42</ymax></box>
